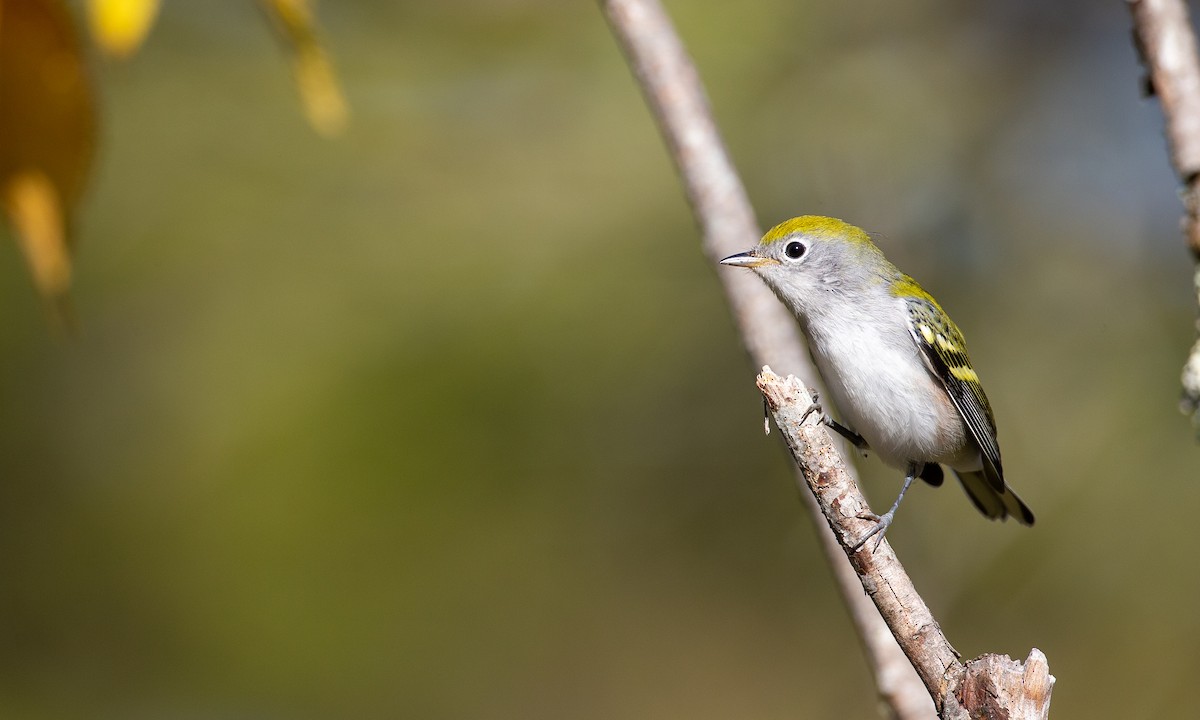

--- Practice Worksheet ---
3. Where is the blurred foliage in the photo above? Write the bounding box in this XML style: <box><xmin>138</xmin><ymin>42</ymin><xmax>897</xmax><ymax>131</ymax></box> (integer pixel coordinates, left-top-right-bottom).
<box><xmin>0</xmin><ymin>0</ymin><xmax>344</xmax><ymax>316</ymax></box>
<box><xmin>0</xmin><ymin>1</ymin><xmax>1197</xmax><ymax>718</ymax></box>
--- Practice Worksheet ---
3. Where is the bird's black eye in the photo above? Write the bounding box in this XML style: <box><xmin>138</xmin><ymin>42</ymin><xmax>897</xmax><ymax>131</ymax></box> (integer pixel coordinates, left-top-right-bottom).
<box><xmin>784</xmin><ymin>241</ymin><xmax>806</xmax><ymax>259</ymax></box>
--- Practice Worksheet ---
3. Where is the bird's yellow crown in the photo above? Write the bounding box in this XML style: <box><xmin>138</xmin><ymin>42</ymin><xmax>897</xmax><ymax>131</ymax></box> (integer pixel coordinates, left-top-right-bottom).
<box><xmin>760</xmin><ymin>215</ymin><xmax>874</xmax><ymax>248</ymax></box>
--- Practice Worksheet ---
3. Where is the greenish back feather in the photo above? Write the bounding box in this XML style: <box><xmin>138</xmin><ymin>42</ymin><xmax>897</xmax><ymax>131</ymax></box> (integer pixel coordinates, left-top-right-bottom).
<box><xmin>904</xmin><ymin>296</ymin><xmax>1003</xmax><ymax>487</ymax></box>
<box><xmin>888</xmin><ymin>274</ymin><xmax>938</xmax><ymax>306</ymax></box>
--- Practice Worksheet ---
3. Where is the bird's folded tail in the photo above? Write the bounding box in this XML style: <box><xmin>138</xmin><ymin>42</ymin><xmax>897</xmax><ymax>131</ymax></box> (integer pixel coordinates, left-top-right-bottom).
<box><xmin>952</xmin><ymin>469</ymin><xmax>1035</xmax><ymax>526</ymax></box>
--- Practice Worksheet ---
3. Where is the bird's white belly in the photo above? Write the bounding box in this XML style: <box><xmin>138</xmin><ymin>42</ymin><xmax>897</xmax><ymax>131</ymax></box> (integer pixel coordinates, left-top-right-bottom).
<box><xmin>809</xmin><ymin>321</ymin><xmax>969</xmax><ymax>469</ymax></box>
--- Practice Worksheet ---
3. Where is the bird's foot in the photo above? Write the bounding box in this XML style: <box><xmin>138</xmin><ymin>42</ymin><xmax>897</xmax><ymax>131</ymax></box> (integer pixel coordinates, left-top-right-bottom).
<box><xmin>850</xmin><ymin>509</ymin><xmax>895</xmax><ymax>553</ymax></box>
<box><xmin>850</xmin><ymin>462</ymin><xmax>919</xmax><ymax>553</ymax></box>
<box><xmin>799</xmin><ymin>393</ymin><xmax>870</xmax><ymax>455</ymax></box>
<box><xmin>799</xmin><ymin>390</ymin><xmax>824</xmax><ymax>425</ymax></box>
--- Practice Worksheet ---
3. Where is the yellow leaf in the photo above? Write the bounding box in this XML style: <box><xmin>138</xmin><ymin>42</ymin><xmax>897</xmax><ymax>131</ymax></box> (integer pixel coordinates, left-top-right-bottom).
<box><xmin>262</xmin><ymin>0</ymin><xmax>349</xmax><ymax>137</ymax></box>
<box><xmin>87</xmin><ymin>0</ymin><xmax>160</xmax><ymax>58</ymax></box>
<box><xmin>4</xmin><ymin>170</ymin><xmax>71</xmax><ymax>301</ymax></box>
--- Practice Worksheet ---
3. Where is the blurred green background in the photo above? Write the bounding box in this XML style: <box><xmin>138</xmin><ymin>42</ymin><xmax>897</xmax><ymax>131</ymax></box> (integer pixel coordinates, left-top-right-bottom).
<box><xmin>2</xmin><ymin>1</ymin><xmax>1198</xmax><ymax>717</ymax></box>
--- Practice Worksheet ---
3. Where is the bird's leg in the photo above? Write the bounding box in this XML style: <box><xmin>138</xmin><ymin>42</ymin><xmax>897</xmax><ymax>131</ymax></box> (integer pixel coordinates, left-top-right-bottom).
<box><xmin>800</xmin><ymin>392</ymin><xmax>869</xmax><ymax>451</ymax></box>
<box><xmin>825</xmin><ymin>416</ymin><xmax>868</xmax><ymax>451</ymax></box>
<box><xmin>852</xmin><ymin>461</ymin><xmax>921</xmax><ymax>552</ymax></box>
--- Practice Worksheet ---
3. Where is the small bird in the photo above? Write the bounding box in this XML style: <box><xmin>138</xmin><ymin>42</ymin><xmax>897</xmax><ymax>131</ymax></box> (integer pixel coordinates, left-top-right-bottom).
<box><xmin>721</xmin><ymin>216</ymin><xmax>1033</xmax><ymax>550</ymax></box>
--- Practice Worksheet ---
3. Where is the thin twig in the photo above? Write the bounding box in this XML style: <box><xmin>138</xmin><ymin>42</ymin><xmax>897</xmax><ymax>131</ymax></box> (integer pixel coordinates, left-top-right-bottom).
<box><xmin>597</xmin><ymin>1</ymin><xmax>931</xmax><ymax>716</ymax></box>
<box><xmin>1129</xmin><ymin>0</ymin><xmax>1200</xmax><ymax>427</ymax></box>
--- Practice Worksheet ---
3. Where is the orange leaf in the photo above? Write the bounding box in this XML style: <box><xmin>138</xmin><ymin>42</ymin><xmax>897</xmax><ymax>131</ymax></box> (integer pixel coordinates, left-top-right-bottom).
<box><xmin>0</xmin><ymin>0</ymin><xmax>97</xmax><ymax>311</ymax></box>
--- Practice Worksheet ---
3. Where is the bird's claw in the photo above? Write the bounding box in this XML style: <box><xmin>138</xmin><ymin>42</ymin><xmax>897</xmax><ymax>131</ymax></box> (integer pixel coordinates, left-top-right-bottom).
<box><xmin>799</xmin><ymin>393</ymin><xmax>824</xmax><ymax>425</ymax></box>
<box><xmin>851</xmin><ymin>510</ymin><xmax>895</xmax><ymax>553</ymax></box>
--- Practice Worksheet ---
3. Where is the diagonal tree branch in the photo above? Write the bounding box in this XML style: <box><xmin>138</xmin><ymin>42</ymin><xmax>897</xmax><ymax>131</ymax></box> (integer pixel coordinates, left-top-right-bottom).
<box><xmin>598</xmin><ymin>0</ymin><xmax>930</xmax><ymax>716</ymax></box>
<box><xmin>1129</xmin><ymin>0</ymin><xmax>1200</xmax><ymax>429</ymax></box>
<box><xmin>599</xmin><ymin>1</ymin><xmax>1053</xmax><ymax>717</ymax></box>
<box><xmin>758</xmin><ymin>369</ymin><xmax>1052</xmax><ymax>718</ymax></box>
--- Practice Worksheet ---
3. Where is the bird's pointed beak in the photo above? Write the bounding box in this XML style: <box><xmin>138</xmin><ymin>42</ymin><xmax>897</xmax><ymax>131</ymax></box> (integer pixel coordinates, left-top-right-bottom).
<box><xmin>720</xmin><ymin>250</ymin><xmax>778</xmax><ymax>268</ymax></box>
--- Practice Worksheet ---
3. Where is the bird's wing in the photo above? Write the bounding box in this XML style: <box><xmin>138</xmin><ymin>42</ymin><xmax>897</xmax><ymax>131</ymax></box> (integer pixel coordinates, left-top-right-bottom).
<box><xmin>904</xmin><ymin>295</ymin><xmax>1004</xmax><ymax>491</ymax></box>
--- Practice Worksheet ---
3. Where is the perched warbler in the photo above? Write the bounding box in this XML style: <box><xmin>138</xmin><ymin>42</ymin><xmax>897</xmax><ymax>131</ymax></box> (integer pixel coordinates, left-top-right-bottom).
<box><xmin>721</xmin><ymin>216</ymin><xmax>1033</xmax><ymax>550</ymax></box>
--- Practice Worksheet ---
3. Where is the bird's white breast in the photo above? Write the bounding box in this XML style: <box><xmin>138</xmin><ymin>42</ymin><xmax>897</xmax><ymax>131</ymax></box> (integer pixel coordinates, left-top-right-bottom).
<box><xmin>804</xmin><ymin>299</ymin><xmax>970</xmax><ymax>469</ymax></box>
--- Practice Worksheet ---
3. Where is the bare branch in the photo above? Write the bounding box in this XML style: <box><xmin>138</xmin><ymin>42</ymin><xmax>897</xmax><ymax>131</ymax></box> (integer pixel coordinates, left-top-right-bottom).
<box><xmin>600</xmin><ymin>1</ymin><xmax>1054</xmax><ymax>716</ymax></box>
<box><xmin>1129</xmin><ymin>0</ymin><xmax>1200</xmax><ymax>425</ymax></box>
<box><xmin>1130</xmin><ymin>0</ymin><xmax>1200</xmax><ymax>189</ymax></box>
<box><xmin>599</xmin><ymin>0</ymin><xmax>806</xmax><ymax>370</ymax></box>
<box><xmin>757</xmin><ymin>369</ymin><xmax>1054</xmax><ymax>719</ymax></box>
<box><xmin>598</xmin><ymin>1</ymin><xmax>932</xmax><ymax>716</ymax></box>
